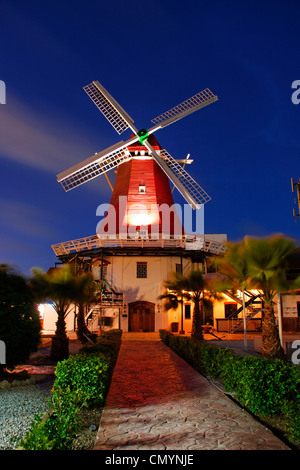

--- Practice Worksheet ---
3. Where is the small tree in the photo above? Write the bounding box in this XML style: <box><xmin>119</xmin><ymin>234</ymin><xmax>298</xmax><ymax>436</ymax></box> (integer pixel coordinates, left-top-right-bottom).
<box><xmin>74</xmin><ymin>273</ymin><xmax>98</xmax><ymax>343</ymax></box>
<box><xmin>0</xmin><ymin>264</ymin><xmax>41</xmax><ymax>374</ymax></box>
<box><xmin>160</xmin><ymin>269</ymin><xmax>221</xmax><ymax>341</ymax></box>
<box><xmin>212</xmin><ymin>240</ymin><xmax>254</xmax><ymax>350</ymax></box>
<box><xmin>243</xmin><ymin>235</ymin><xmax>298</xmax><ymax>359</ymax></box>
<box><xmin>214</xmin><ymin>235</ymin><xmax>300</xmax><ymax>359</ymax></box>
<box><xmin>31</xmin><ymin>266</ymin><xmax>79</xmax><ymax>362</ymax></box>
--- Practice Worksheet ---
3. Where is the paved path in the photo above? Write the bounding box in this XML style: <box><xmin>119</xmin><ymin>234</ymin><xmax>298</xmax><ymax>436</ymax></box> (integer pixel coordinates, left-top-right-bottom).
<box><xmin>94</xmin><ymin>333</ymin><xmax>290</xmax><ymax>451</ymax></box>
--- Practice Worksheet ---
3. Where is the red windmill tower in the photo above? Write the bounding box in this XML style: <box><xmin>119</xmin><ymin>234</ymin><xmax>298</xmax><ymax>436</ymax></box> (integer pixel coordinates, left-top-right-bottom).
<box><xmin>57</xmin><ymin>81</ymin><xmax>218</xmax><ymax>239</ymax></box>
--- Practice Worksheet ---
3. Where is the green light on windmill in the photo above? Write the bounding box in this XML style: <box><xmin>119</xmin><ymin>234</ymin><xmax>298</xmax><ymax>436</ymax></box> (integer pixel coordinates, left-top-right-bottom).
<box><xmin>137</xmin><ymin>129</ymin><xmax>149</xmax><ymax>145</ymax></box>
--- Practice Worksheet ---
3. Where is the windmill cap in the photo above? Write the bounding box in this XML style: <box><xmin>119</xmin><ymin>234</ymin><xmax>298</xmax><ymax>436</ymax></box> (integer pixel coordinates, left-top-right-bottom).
<box><xmin>128</xmin><ymin>133</ymin><xmax>162</xmax><ymax>152</ymax></box>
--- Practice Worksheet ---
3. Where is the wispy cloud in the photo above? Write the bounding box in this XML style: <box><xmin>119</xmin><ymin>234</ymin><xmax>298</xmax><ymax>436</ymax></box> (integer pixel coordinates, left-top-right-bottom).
<box><xmin>0</xmin><ymin>94</ymin><xmax>117</xmax><ymax>196</ymax></box>
<box><xmin>0</xmin><ymin>95</ymin><xmax>97</xmax><ymax>174</ymax></box>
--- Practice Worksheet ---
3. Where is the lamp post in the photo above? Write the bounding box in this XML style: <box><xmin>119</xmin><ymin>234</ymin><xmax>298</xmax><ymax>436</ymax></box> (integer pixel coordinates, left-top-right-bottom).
<box><xmin>180</xmin><ymin>293</ymin><xmax>185</xmax><ymax>334</ymax></box>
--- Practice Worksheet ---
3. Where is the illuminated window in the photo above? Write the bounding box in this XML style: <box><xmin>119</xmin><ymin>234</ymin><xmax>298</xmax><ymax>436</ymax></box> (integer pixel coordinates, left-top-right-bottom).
<box><xmin>137</xmin><ymin>262</ymin><xmax>147</xmax><ymax>278</ymax></box>
<box><xmin>139</xmin><ymin>185</ymin><xmax>146</xmax><ymax>194</ymax></box>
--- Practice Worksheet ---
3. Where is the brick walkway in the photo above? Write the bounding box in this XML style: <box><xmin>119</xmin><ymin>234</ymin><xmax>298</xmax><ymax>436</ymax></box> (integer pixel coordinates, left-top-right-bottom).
<box><xmin>94</xmin><ymin>333</ymin><xmax>290</xmax><ymax>451</ymax></box>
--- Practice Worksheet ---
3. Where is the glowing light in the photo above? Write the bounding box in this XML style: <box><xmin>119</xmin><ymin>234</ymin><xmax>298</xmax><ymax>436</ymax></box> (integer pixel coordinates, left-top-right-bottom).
<box><xmin>37</xmin><ymin>304</ymin><xmax>44</xmax><ymax>318</ymax></box>
<box><xmin>126</xmin><ymin>203</ymin><xmax>159</xmax><ymax>227</ymax></box>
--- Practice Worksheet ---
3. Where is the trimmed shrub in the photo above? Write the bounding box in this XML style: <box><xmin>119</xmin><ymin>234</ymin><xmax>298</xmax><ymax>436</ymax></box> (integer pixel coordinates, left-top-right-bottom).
<box><xmin>221</xmin><ymin>355</ymin><xmax>300</xmax><ymax>416</ymax></box>
<box><xmin>53</xmin><ymin>352</ymin><xmax>109</xmax><ymax>407</ymax></box>
<box><xmin>0</xmin><ymin>266</ymin><xmax>41</xmax><ymax>373</ymax></box>
<box><xmin>19</xmin><ymin>329</ymin><xmax>122</xmax><ymax>450</ymax></box>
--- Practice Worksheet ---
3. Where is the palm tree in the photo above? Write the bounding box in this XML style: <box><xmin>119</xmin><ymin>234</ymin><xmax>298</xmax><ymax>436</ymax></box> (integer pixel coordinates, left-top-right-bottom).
<box><xmin>243</xmin><ymin>235</ymin><xmax>298</xmax><ymax>359</ymax></box>
<box><xmin>74</xmin><ymin>272</ymin><xmax>99</xmax><ymax>343</ymax></box>
<box><xmin>160</xmin><ymin>269</ymin><xmax>220</xmax><ymax>341</ymax></box>
<box><xmin>212</xmin><ymin>241</ymin><xmax>253</xmax><ymax>350</ymax></box>
<box><xmin>31</xmin><ymin>265</ymin><xmax>80</xmax><ymax>361</ymax></box>
<box><xmin>214</xmin><ymin>235</ymin><xmax>299</xmax><ymax>359</ymax></box>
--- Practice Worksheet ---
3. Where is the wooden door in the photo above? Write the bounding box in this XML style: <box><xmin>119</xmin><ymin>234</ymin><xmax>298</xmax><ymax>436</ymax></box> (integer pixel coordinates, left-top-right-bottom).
<box><xmin>129</xmin><ymin>301</ymin><xmax>155</xmax><ymax>332</ymax></box>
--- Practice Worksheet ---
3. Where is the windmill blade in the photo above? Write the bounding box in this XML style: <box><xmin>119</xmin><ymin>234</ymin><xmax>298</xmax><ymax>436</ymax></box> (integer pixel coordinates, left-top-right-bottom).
<box><xmin>142</xmin><ymin>142</ymin><xmax>210</xmax><ymax>209</ymax></box>
<box><xmin>159</xmin><ymin>149</ymin><xmax>211</xmax><ymax>209</ymax></box>
<box><xmin>158</xmin><ymin>149</ymin><xmax>211</xmax><ymax>207</ymax></box>
<box><xmin>83</xmin><ymin>81</ymin><xmax>138</xmax><ymax>135</ymax></box>
<box><xmin>150</xmin><ymin>88</ymin><xmax>218</xmax><ymax>131</ymax></box>
<box><xmin>171</xmin><ymin>154</ymin><xmax>190</xmax><ymax>193</ymax></box>
<box><xmin>57</xmin><ymin>141</ymin><xmax>134</xmax><ymax>191</ymax></box>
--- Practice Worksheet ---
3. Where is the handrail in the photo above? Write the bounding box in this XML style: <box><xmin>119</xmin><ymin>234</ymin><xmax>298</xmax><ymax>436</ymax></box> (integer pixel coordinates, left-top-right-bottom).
<box><xmin>51</xmin><ymin>234</ymin><xmax>226</xmax><ymax>256</ymax></box>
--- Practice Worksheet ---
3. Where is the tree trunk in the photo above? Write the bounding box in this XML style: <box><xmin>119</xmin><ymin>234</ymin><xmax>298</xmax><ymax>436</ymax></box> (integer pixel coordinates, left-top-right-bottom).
<box><xmin>191</xmin><ymin>300</ymin><xmax>203</xmax><ymax>341</ymax></box>
<box><xmin>261</xmin><ymin>302</ymin><xmax>284</xmax><ymax>359</ymax></box>
<box><xmin>76</xmin><ymin>303</ymin><xmax>92</xmax><ymax>343</ymax></box>
<box><xmin>50</xmin><ymin>311</ymin><xmax>69</xmax><ymax>362</ymax></box>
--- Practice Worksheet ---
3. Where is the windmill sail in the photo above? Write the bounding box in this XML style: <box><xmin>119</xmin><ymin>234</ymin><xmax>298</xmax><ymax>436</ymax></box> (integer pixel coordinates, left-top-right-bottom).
<box><xmin>158</xmin><ymin>149</ymin><xmax>211</xmax><ymax>207</ymax></box>
<box><xmin>57</xmin><ymin>141</ymin><xmax>132</xmax><ymax>191</ymax></box>
<box><xmin>58</xmin><ymin>80</ymin><xmax>217</xmax><ymax>205</ymax></box>
<box><xmin>142</xmin><ymin>141</ymin><xmax>210</xmax><ymax>209</ymax></box>
<box><xmin>150</xmin><ymin>88</ymin><xmax>218</xmax><ymax>129</ymax></box>
<box><xmin>83</xmin><ymin>81</ymin><xmax>136</xmax><ymax>135</ymax></box>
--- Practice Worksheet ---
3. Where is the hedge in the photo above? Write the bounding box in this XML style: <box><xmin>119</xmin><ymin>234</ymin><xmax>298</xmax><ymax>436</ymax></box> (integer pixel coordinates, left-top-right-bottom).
<box><xmin>159</xmin><ymin>330</ymin><xmax>300</xmax><ymax>444</ymax></box>
<box><xmin>19</xmin><ymin>329</ymin><xmax>122</xmax><ymax>450</ymax></box>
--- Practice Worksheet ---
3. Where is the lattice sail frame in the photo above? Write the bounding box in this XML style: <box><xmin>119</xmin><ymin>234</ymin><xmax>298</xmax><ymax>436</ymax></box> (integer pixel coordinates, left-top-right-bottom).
<box><xmin>159</xmin><ymin>149</ymin><xmax>211</xmax><ymax>206</ymax></box>
<box><xmin>151</xmin><ymin>88</ymin><xmax>217</xmax><ymax>128</ymax></box>
<box><xmin>57</xmin><ymin>143</ymin><xmax>132</xmax><ymax>191</ymax></box>
<box><xmin>83</xmin><ymin>81</ymin><xmax>135</xmax><ymax>135</ymax></box>
<box><xmin>57</xmin><ymin>81</ymin><xmax>218</xmax><ymax>207</ymax></box>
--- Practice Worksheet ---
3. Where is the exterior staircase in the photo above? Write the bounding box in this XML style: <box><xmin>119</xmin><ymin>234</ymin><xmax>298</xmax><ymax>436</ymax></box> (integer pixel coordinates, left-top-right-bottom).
<box><xmin>225</xmin><ymin>292</ymin><xmax>263</xmax><ymax>333</ymax></box>
<box><xmin>85</xmin><ymin>279</ymin><xmax>124</xmax><ymax>330</ymax></box>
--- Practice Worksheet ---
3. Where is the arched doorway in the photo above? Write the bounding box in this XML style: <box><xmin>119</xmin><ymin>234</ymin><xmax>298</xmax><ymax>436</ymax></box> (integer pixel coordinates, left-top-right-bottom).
<box><xmin>128</xmin><ymin>301</ymin><xmax>155</xmax><ymax>332</ymax></box>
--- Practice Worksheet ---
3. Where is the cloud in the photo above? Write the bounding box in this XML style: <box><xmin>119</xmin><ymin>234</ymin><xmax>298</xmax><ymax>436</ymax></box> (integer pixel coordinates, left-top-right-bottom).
<box><xmin>0</xmin><ymin>95</ymin><xmax>95</xmax><ymax>173</ymax></box>
<box><xmin>0</xmin><ymin>94</ymin><xmax>118</xmax><ymax>196</ymax></box>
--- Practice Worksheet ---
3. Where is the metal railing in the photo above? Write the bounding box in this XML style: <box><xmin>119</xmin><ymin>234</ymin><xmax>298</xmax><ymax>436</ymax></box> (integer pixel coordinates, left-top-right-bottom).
<box><xmin>52</xmin><ymin>234</ymin><xmax>226</xmax><ymax>257</ymax></box>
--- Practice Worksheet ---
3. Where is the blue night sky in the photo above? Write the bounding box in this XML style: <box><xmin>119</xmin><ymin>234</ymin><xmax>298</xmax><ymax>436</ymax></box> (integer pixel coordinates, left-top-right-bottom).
<box><xmin>0</xmin><ymin>0</ymin><xmax>300</xmax><ymax>276</ymax></box>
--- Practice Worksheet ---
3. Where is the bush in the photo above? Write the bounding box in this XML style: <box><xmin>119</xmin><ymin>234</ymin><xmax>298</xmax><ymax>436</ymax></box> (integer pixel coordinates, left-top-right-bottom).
<box><xmin>80</xmin><ymin>329</ymin><xmax>122</xmax><ymax>361</ymax></box>
<box><xmin>53</xmin><ymin>353</ymin><xmax>110</xmax><ymax>407</ymax></box>
<box><xmin>0</xmin><ymin>265</ymin><xmax>41</xmax><ymax>373</ymax></box>
<box><xmin>159</xmin><ymin>330</ymin><xmax>234</xmax><ymax>377</ymax></box>
<box><xmin>19</xmin><ymin>329</ymin><xmax>122</xmax><ymax>450</ymax></box>
<box><xmin>221</xmin><ymin>355</ymin><xmax>300</xmax><ymax>416</ymax></box>
<box><xmin>21</xmin><ymin>389</ymin><xmax>81</xmax><ymax>450</ymax></box>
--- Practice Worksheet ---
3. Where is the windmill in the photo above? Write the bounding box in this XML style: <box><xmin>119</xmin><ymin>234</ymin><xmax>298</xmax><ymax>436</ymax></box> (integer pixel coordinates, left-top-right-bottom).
<box><xmin>56</xmin><ymin>81</ymin><xmax>218</xmax><ymax>238</ymax></box>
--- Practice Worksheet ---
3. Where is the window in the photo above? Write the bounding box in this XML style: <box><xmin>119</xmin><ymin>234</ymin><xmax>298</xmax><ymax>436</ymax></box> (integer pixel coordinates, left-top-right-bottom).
<box><xmin>139</xmin><ymin>185</ymin><xmax>146</xmax><ymax>194</ymax></box>
<box><xmin>176</xmin><ymin>263</ymin><xmax>182</xmax><ymax>274</ymax></box>
<box><xmin>224</xmin><ymin>303</ymin><xmax>238</xmax><ymax>319</ymax></box>
<box><xmin>100</xmin><ymin>265</ymin><xmax>107</xmax><ymax>280</ymax></box>
<box><xmin>137</xmin><ymin>262</ymin><xmax>147</xmax><ymax>278</ymax></box>
<box><xmin>185</xmin><ymin>304</ymin><xmax>191</xmax><ymax>319</ymax></box>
